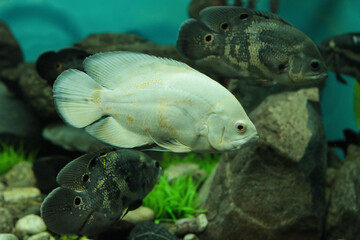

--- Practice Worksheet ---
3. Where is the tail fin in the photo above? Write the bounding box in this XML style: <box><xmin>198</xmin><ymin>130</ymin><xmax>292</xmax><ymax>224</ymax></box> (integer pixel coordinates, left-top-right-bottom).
<box><xmin>53</xmin><ymin>69</ymin><xmax>104</xmax><ymax>128</ymax></box>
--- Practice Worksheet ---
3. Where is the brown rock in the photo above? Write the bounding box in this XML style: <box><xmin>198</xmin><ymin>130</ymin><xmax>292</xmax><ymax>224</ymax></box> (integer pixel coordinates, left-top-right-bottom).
<box><xmin>325</xmin><ymin>144</ymin><xmax>360</xmax><ymax>240</ymax></box>
<box><xmin>199</xmin><ymin>88</ymin><xmax>327</xmax><ymax>240</ymax></box>
<box><xmin>17</xmin><ymin>63</ymin><xmax>58</xmax><ymax>120</ymax></box>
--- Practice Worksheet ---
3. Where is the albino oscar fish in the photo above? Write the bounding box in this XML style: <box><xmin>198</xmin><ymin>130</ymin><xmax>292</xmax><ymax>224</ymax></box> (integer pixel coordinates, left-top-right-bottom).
<box><xmin>53</xmin><ymin>51</ymin><xmax>258</xmax><ymax>153</ymax></box>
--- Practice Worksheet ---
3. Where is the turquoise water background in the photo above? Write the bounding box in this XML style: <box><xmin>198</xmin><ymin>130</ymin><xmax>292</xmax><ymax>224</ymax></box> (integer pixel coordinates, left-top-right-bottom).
<box><xmin>0</xmin><ymin>0</ymin><xmax>359</xmax><ymax>155</ymax></box>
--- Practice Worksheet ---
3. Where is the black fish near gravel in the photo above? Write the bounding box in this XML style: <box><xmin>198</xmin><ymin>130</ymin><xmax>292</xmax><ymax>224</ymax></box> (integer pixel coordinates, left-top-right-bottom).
<box><xmin>177</xmin><ymin>6</ymin><xmax>328</xmax><ymax>86</ymax></box>
<box><xmin>40</xmin><ymin>147</ymin><xmax>161</xmax><ymax>236</ymax></box>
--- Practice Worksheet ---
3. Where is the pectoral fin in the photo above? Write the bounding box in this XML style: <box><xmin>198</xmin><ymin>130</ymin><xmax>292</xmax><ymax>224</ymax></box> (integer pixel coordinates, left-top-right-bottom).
<box><xmin>146</xmin><ymin>134</ymin><xmax>191</xmax><ymax>153</ymax></box>
<box><xmin>85</xmin><ymin>117</ymin><xmax>152</xmax><ymax>148</ymax></box>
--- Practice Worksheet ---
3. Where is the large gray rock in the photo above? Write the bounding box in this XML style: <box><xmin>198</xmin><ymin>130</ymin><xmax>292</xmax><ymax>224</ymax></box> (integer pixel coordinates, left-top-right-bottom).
<box><xmin>325</xmin><ymin>144</ymin><xmax>360</xmax><ymax>240</ymax></box>
<box><xmin>0</xmin><ymin>21</ymin><xmax>23</xmax><ymax>71</ymax></box>
<box><xmin>2</xmin><ymin>162</ymin><xmax>36</xmax><ymax>188</ymax></box>
<box><xmin>0</xmin><ymin>80</ymin><xmax>41</xmax><ymax>140</ymax></box>
<box><xmin>199</xmin><ymin>88</ymin><xmax>327</xmax><ymax>240</ymax></box>
<box><xmin>228</xmin><ymin>79</ymin><xmax>324</xmax><ymax>113</ymax></box>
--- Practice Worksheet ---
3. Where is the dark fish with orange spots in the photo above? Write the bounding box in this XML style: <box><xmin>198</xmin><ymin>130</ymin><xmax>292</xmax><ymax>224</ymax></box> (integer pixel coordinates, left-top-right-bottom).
<box><xmin>40</xmin><ymin>147</ymin><xmax>161</xmax><ymax>236</ymax></box>
<box><xmin>36</xmin><ymin>48</ymin><xmax>90</xmax><ymax>84</ymax></box>
<box><xmin>177</xmin><ymin>6</ymin><xmax>328</xmax><ymax>86</ymax></box>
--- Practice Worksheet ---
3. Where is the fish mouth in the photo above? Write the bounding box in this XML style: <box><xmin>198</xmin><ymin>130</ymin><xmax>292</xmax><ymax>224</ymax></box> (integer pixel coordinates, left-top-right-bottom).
<box><xmin>231</xmin><ymin>133</ymin><xmax>259</xmax><ymax>150</ymax></box>
<box><xmin>304</xmin><ymin>72</ymin><xmax>328</xmax><ymax>82</ymax></box>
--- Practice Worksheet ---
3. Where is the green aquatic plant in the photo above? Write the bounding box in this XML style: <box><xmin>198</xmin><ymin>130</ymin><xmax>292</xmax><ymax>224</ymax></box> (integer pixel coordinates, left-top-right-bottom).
<box><xmin>354</xmin><ymin>81</ymin><xmax>360</xmax><ymax>129</ymax></box>
<box><xmin>143</xmin><ymin>174</ymin><xmax>205</xmax><ymax>223</ymax></box>
<box><xmin>143</xmin><ymin>152</ymin><xmax>220</xmax><ymax>223</ymax></box>
<box><xmin>0</xmin><ymin>142</ymin><xmax>38</xmax><ymax>175</ymax></box>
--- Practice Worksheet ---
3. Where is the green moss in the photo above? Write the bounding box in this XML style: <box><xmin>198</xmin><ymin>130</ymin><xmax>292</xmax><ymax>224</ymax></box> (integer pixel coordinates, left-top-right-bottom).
<box><xmin>0</xmin><ymin>142</ymin><xmax>38</xmax><ymax>175</ymax></box>
<box><xmin>143</xmin><ymin>152</ymin><xmax>219</xmax><ymax>223</ymax></box>
<box><xmin>355</xmin><ymin>81</ymin><xmax>360</xmax><ymax>129</ymax></box>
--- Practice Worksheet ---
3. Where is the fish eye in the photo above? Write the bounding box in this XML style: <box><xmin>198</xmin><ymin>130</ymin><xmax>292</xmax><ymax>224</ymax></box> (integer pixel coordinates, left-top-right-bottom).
<box><xmin>220</xmin><ymin>22</ymin><xmax>229</xmax><ymax>31</ymax></box>
<box><xmin>278</xmin><ymin>63</ymin><xmax>287</xmax><ymax>71</ymax></box>
<box><xmin>74</xmin><ymin>196</ymin><xmax>82</xmax><ymax>206</ymax></box>
<box><xmin>82</xmin><ymin>174</ymin><xmax>89</xmax><ymax>182</ymax></box>
<box><xmin>204</xmin><ymin>34</ymin><xmax>214</xmax><ymax>44</ymax></box>
<box><xmin>235</xmin><ymin>121</ymin><xmax>246</xmax><ymax>133</ymax></box>
<box><xmin>310</xmin><ymin>60</ymin><xmax>320</xmax><ymax>71</ymax></box>
<box><xmin>239</xmin><ymin>13</ymin><xmax>249</xmax><ymax>20</ymax></box>
<box><xmin>55</xmin><ymin>62</ymin><xmax>62</xmax><ymax>70</ymax></box>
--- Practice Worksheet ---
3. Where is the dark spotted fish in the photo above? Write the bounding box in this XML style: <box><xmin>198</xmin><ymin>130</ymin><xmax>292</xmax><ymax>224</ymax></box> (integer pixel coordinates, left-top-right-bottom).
<box><xmin>36</xmin><ymin>48</ymin><xmax>90</xmax><ymax>85</ymax></box>
<box><xmin>318</xmin><ymin>33</ymin><xmax>360</xmax><ymax>84</ymax></box>
<box><xmin>40</xmin><ymin>147</ymin><xmax>161</xmax><ymax>236</ymax></box>
<box><xmin>177</xmin><ymin>6</ymin><xmax>328</xmax><ymax>86</ymax></box>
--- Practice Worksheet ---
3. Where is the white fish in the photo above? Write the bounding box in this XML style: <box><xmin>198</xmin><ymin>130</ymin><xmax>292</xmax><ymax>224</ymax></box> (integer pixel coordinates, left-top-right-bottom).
<box><xmin>53</xmin><ymin>51</ymin><xmax>258</xmax><ymax>153</ymax></box>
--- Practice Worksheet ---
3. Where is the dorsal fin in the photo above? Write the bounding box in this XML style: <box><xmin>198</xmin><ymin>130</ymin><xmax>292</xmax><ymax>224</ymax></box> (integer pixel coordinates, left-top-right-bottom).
<box><xmin>199</xmin><ymin>6</ymin><xmax>291</xmax><ymax>32</ymax></box>
<box><xmin>83</xmin><ymin>51</ymin><xmax>194</xmax><ymax>89</ymax></box>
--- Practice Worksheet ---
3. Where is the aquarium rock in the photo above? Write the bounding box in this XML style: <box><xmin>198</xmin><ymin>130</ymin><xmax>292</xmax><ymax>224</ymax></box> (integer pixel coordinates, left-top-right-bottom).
<box><xmin>0</xmin><ymin>21</ymin><xmax>23</xmax><ymax>71</ymax></box>
<box><xmin>18</xmin><ymin>63</ymin><xmax>58</xmax><ymax>120</ymax></box>
<box><xmin>0</xmin><ymin>186</ymin><xmax>43</xmax><ymax>221</ymax></box>
<box><xmin>199</xmin><ymin>88</ymin><xmax>327</xmax><ymax>240</ymax></box>
<box><xmin>42</xmin><ymin>122</ymin><xmax>108</xmax><ymax>153</ymax></box>
<box><xmin>170</xmin><ymin>214</ymin><xmax>208</xmax><ymax>237</ymax></box>
<box><xmin>1</xmin><ymin>187</ymin><xmax>41</xmax><ymax>203</ymax></box>
<box><xmin>0</xmin><ymin>234</ymin><xmax>18</xmax><ymax>240</ymax></box>
<box><xmin>327</xmin><ymin>148</ymin><xmax>343</xmax><ymax>169</ymax></box>
<box><xmin>0</xmin><ymin>208</ymin><xmax>13</xmax><ymax>233</ymax></box>
<box><xmin>184</xmin><ymin>233</ymin><xmax>200</xmax><ymax>240</ymax></box>
<box><xmin>122</xmin><ymin>206</ymin><xmax>155</xmax><ymax>225</ymax></box>
<box><xmin>0</xmin><ymin>93</ymin><xmax>41</xmax><ymax>141</ymax></box>
<box><xmin>2</xmin><ymin>162</ymin><xmax>36</xmax><ymax>188</ymax></box>
<box><xmin>15</xmin><ymin>214</ymin><xmax>46</xmax><ymax>235</ymax></box>
<box><xmin>128</xmin><ymin>221</ymin><xmax>178</xmax><ymax>240</ymax></box>
<box><xmin>228</xmin><ymin>79</ymin><xmax>323</xmax><ymax>113</ymax></box>
<box><xmin>325</xmin><ymin>144</ymin><xmax>360</xmax><ymax>240</ymax></box>
<box><xmin>27</xmin><ymin>232</ymin><xmax>55</xmax><ymax>240</ymax></box>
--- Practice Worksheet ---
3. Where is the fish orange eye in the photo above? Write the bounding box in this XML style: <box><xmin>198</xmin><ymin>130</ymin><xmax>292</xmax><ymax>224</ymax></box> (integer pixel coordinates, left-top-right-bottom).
<box><xmin>220</xmin><ymin>22</ymin><xmax>229</xmax><ymax>30</ymax></box>
<box><xmin>204</xmin><ymin>34</ymin><xmax>213</xmax><ymax>43</ymax></box>
<box><xmin>235</xmin><ymin>122</ymin><xmax>246</xmax><ymax>133</ymax></box>
<box><xmin>55</xmin><ymin>62</ymin><xmax>62</xmax><ymax>70</ymax></box>
<box><xmin>239</xmin><ymin>13</ymin><xmax>249</xmax><ymax>19</ymax></box>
